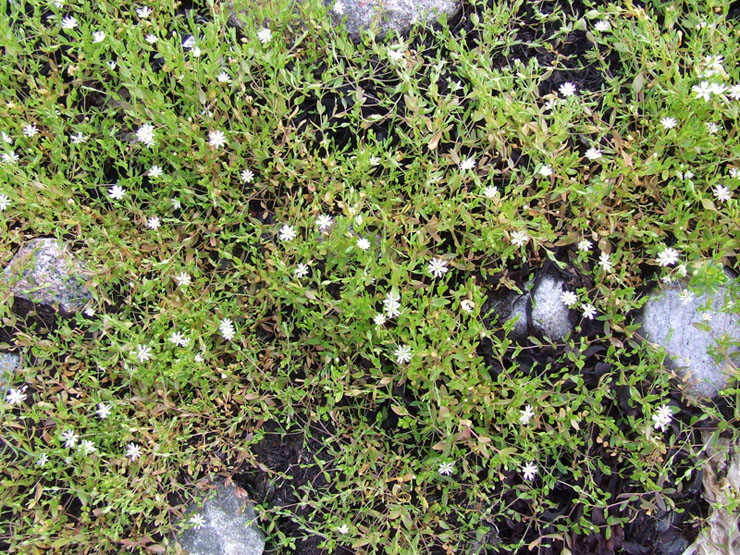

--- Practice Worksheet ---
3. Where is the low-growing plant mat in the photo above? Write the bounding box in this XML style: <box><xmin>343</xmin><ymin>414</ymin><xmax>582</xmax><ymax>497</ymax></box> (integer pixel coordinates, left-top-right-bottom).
<box><xmin>1</xmin><ymin>0</ymin><xmax>739</xmax><ymax>553</ymax></box>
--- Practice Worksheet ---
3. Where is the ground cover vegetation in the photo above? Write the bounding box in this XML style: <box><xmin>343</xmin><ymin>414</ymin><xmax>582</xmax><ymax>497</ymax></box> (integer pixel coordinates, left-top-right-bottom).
<box><xmin>1</xmin><ymin>0</ymin><xmax>739</xmax><ymax>552</ymax></box>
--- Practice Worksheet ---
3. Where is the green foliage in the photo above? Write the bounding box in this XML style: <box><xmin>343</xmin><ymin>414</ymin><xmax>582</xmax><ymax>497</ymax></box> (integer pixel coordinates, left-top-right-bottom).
<box><xmin>0</xmin><ymin>0</ymin><xmax>738</xmax><ymax>552</ymax></box>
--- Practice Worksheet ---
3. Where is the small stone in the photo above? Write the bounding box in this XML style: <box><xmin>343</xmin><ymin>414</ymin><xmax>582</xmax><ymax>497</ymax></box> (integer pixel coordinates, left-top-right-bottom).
<box><xmin>2</xmin><ymin>238</ymin><xmax>92</xmax><ymax>315</ymax></box>
<box><xmin>0</xmin><ymin>352</ymin><xmax>21</xmax><ymax>386</ymax></box>
<box><xmin>177</xmin><ymin>482</ymin><xmax>265</xmax><ymax>555</ymax></box>
<box><xmin>494</xmin><ymin>273</ymin><xmax>574</xmax><ymax>341</ymax></box>
<box><xmin>638</xmin><ymin>275</ymin><xmax>740</xmax><ymax>399</ymax></box>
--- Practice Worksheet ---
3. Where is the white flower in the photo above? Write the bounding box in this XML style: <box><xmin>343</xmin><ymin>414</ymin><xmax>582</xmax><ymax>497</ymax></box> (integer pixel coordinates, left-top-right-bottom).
<box><xmin>148</xmin><ymin>165</ymin><xmax>163</xmax><ymax>178</ymax></box>
<box><xmin>713</xmin><ymin>185</ymin><xmax>732</xmax><ymax>202</ymax></box>
<box><xmin>107</xmin><ymin>60</ymin><xmax>117</xmax><ymax>70</ymax></box>
<box><xmin>460</xmin><ymin>299</ymin><xmax>475</xmax><ymax>313</ymax></box>
<box><xmin>136</xmin><ymin>344</ymin><xmax>152</xmax><ymax>363</ymax></box>
<box><xmin>208</xmin><ymin>130</ymin><xmax>227</xmax><ymax>149</ymax></box>
<box><xmin>1</xmin><ymin>132</ymin><xmax>12</xmax><ymax>144</ymax></box>
<box><xmin>96</xmin><ymin>403</ymin><xmax>111</xmax><ymax>419</ymax></box>
<box><xmin>5</xmin><ymin>387</ymin><xmax>27</xmax><ymax>406</ymax></box>
<box><xmin>146</xmin><ymin>216</ymin><xmax>161</xmax><ymax>230</ymax></box>
<box><xmin>357</xmin><ymin>237</ymin><xmax>371</xmax><ymax>250</ymax></box>
<box><xmin>70</xmin><ymin>131</ymin><xmax>89</xmax><ymax>144</ymax></box>
<box><xmin>519</xmin><ymin>405</ymin><xmax>535</xmax><ymax>425</ymax></box>
<box><xmin>581</xmin><ymin>303</ymin><xmax>597</xmax><ymax>320</ymax></box>
<box><xmin>730</xmin><ymin>168</ymin><xmax>740</xmax><ymax>179</ymax></box>
<box><xmin>585</xmin><ymin>147</ymin><xmax>602</xmax><ymax>161</ymax></box>
<box><xmin>0</xmin><ymin>194</ymin><xmax>10</xmax><ymax>211</ymax></box>
<box><xmin>62</xmin><ymin>430</ymin><xmax>79</xmax><ymax>449</ymax></box>
<box><xmin>136</xmin><ymin>123</ymin><xmax>155</xmax><ymax>147</ymax></box>
<box><xmin>61</xmin><ymin>16</ymin><xmax>78</xmax><ymax>29</ymax></box>
<box><xmin>428</xmin><ymin>257</ymin><xmax>449</xmax><ymax>278</ymax></box>
<box><xmin>191</xmin><ymin>46</ymin><xmax>201</xmax><ymax>58</ymax></box>
<box><xmin>594</xmin><ymin>20</ymin><xmax>610</xmax><ymax>32</ymax></box>
<box><xmin>373</xmin><ymin>313</ymin><xmax>387</xmax><ymax>326</ymax></box>
<box><xmin>598</xmin><ymin>251</ymin><xmax>612</xmax><ymax>272</ymax></box>
<box><xmin>36</xmin><ymin>453</ymin><xmax>49</xmax><ymax>467</ymax></box>
<box><xmin>652</xmin><ymin>404</ymin><xmax>673</xmax><ymax>432</ymax></box>
<box><xmin>1</xmin><ymin>151</ymin><xmax>19</xmax><ymax>164</ymax></box>
<box><xmin>190</xmin><ymin>514</ymin><xmax>206</xmax><ymax>528</ymax></box>
<box><xmin>438</xmin><ymin>461</ymin><xmax>455</xmax><ymax>476</ymax></box>
<box><xmin>709</xmin><ymin>83</ymin><xmax>727</xmax><ymax>96</ymax></box>
<box><xmin>539</xmin><ymin>165</ymin><xmax>553</xmax><ymax>177</ymax></box>
<box><xmin>656</xmin><ymin>247</ymin><xmax>679</xmax><ymax>267</ymax></box>
<box><xmin>182</xmin><ymin>35</ymin><xmax>195</xmax><ymax>49</ymax></box>
<box><xmin>336</xmin><ymin>524</ymin><xmax>349</xmax><ymax>535</ymax></box>
<box><xmin>217</xmin><ymin>71</ymin><xmax>231</xmax><ymax>83</ymax></box>
<box><xmin>172</xmin><ymin>199</ymin><xmax>181</xmax><ymax>210</ymax></box>
<box><xmin>194</xmin><ymin>352</ymin><xmax>205</xmax><ymax>363</ymax></box>
<box><xmin>126</xmin><ymin>442</ymin><xmax>143</xmax><ymax>461</ymax></box>
<box><xmin>240</xmin><ymin>169</ymin><xmax>254</xmax><ymax>183</ymax></box>
<box><xmin>560</xmin><ymin>291</ymin><xmax>578</xmax><ymax>308</ymax></box>
<box><xmin>279</xmin><ymin>224</ymin><xmax>297</xmax><ymax>242</ymax></box>
<box><xmin>145</xmin><ymin>34</ymin><xmax>158</xmax><ymax>44</ymax></box>
<box><xmin>316</xmin><ymin>214</ymin><xmax>333</xmax><ymax>232</ymax></box>
<box><xmin>369</xmin><ymin>155</ymin><xmax>380</xmax><ymax>166</ymax></box>
<box><xmin>660</xmin><ymin>117</ymin><xmax>677</xmax><ymax>130</ymax></box>
<box><xmin>706</xmin><ymin>122</ymin><xmax>720</xmax><ymax>135</ymax></box>
<box><xmin>559</xmin><ymin>82</ymin><xmax>576</xmax><ymax>97</ymax></box>
<box><xmin>84</xmin><ymin>306</ymin><xmax>95</xmax><ymax>317</ymax></box>
<box><xmin>522</xmin><ymin>461</ymin><xmax>538</xmax><ymax>481</ymax></box>
<box><xmin>394</xmin><ymin>345</ymin><xmax>412</xmax><ymax>364</ymax></box>
<box><xmin>23</xmin><ymin>124</ymin><xmax>38</xmax><ymax>137</ymax></box>
<box><xmin>294</xmin><ymin>263</ymin><xmax>309</xmax><ymax>278</ymax></box>
<box><xmin>728</xmin><ymin>84</ymin><xmax>740</xmax><ymax>101</ymax></box>
<box><xmin>79</xmin><ymin>440</ymin><xmax>96</xmax><ymax>455</ymax></box>
<box><xmin>135</xmin><ymin>6</ymin><xmax>152</xmax><ymax>19</ymax></box>
<box><xmin>383</xmin><ymin>292</ymin><xmax>401</xmax><ymax>318</ymax></box>
<box><xmin>174</xmin><ymin>272</ymin><xmax>191</xmax><ymax>287</ymax></box>
<box><xmin>692</xmin><ymin>81</ymin><xmax>712</xmax><ymax>102</ymax></box>
<box><xmin>332</xmin><ymin>1</ymin><xmax>345</xmax><ymax>15</ymax></box>
<box><xmin>257</xmin><ymin>27</ymin><xmax>272</xmax><ymax>44</ymax></box>
<box><xmin>108</xmin><ymin>185</ymin><xmax>126</xmax><ymax>200</ymax></box>
<box><xmin>388</xmin><ymin>48</ymin><xmax>405</xmax><ymax>63</ymax></box>
<box><xmin>511</xmin><ymin>230</ymin><xmax>529</xmax><ymax>247</ymax></box>
<box><xmin>483</xmin><ymin>185</ymin><xmax>498</xmax><ymax>199</ymax></box>
<box><xmin>169</xmin><ymin>331</ymin><xmax>189</xmax><ymax>347</ymax></box>
<box><xmin>92</xmin><ymin>31</ymin><xmax>106</xmax><ymax>43</ymax></box>
<box><xmin>219</xmin><ymin>318</ymin><xmax>235</xmax><ymax>341</ymax></box>
<box><xmin>459</xmin><ymin>157</ymin><xmax>476</xmax><ymax>171</ymax></box>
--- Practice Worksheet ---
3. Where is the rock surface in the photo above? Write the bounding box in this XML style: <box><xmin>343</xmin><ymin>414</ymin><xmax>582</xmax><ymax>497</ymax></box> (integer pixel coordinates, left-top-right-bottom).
<box><xmin>0</xmin><ymin>352</ymin><xmax>21</xmax><ymax>385</ymax></box>
<box><xmin>326</xmin><ymin>0</ymin><xmax>461</xmax><ymax>40</ymax></box>
<box><xmin>227</xmin><ymin>0</ymin><xmax>461</xmax><ymax>41</ymax></box>
<box><xmin>495</xmin><ymin>273</ymin><xmax>573</xmax><ymax>341</ymax></box>
<box><xmin>177</xmin><ymin>482</ymin><xmax>265</xmax><ymax>555</ymax></box>
<box><xmin>638</xmin><ymin>279</ymin><xmax>739</xmax><ymax>398</ymax></box>
<box><xmin>2</xmin><ymin>238</ymin><xmax>91</xmax><ymax>315</ymax></box>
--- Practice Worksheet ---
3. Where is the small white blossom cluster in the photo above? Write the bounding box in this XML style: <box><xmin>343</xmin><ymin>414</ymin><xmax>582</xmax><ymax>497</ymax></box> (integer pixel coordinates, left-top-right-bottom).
<box><xmin>652</xmin><ymin>404</ymin><xmax>673</xmax><ymax>432</ymax></box>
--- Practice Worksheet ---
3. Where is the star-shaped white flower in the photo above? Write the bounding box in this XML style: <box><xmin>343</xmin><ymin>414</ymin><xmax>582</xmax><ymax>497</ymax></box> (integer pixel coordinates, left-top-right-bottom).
<box><xmin>393</xmin><ymin>345</ymin><xmax>412</xmax><ymax>365</ymax></box>
<box><xmin>146</xmin><ymin>216</ymin><xmax>161</xmax><ymax>230</ymax></box>
<box><xmin>560</xmin><ymin>290</ymin><xmax>578</xmax><ymax>308</ymax></box>
<box><xmin>108</xmin><ymin>185</ymin><xmax>126</xmax><ymax>200</ymax></box>
<box><xmin>656</xmin><ymin>247</ymin><xmax>679</xmax><ymax>267</ymax></box>
<box><xmin>438</xmin><ymin>461</ymin><xmax>455</xmax><ymax>476</ymax></box>
<box><xmin>427</xmin><ymin>257</ymin><xmax>449</xmax><ymax>278</ymax></box>
<box><xmin>519</xmin><ymin>405</ymin><xmax>535</xmax><ymax>425</ymax></box>
<box><xmin>459</xmin><ymin>157</ymin><xmax>476</xmax><ymax>171</ymax></box>
<box><xmin>559</xmin><ymin>82</ymin><xmax>576</xmax><ymax>97</ymax></box>
<box><xmin>279</xmin><ymin>224</ymin><xmax>297</xmax><ymax>242</ymax></box>
<box><xmin>316</xmin><ymin>214</ymin><xmax>333</xmax><ymax>232</ymax></box>
<box><xmin>208</xmin><ymin>130</ymin><xmax>227</xmax><ymax>149</ymax></box>
<box><xmin>126</xmin><ymin>442</ymin><xmax>143</xmax><ymax>461</ymax></box>
<box><xmin>96</xmin><ymin>403</ymin><xmax>111</xmax><ymax>419</ymax></box>
<box><xmin>241</xmin><ymin>169</ymin><xmax>254</xmax><ymax>183</ymax></box>
<box><xmin>521</xmin><ymin>461</ymin><xmax>538</xmax><ymax>481</ymax></box>
<box><xmin>257</xmin><ymin>27</ymin><xmax>272</xmax><ymax>44</ymax></box>
<box><xmin>511</xmin><ymin>230</ymin><xmax>529</xmax><ymax>247</ymax></box>
<box><xmin>136</xmin><ymin>344</ymin><xmax>152</xmax><ymax>363</ymax></box>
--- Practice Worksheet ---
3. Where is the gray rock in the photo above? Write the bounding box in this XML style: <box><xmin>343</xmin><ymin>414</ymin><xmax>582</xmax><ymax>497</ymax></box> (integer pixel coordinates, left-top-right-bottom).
<box><xmin>638</xmin><ymin>278</ymin><xmax>739</xmax><ymax>399</ymax></box>
<box><xmin>227</xmin><ymin>0</ymin><xmax>461</xmax><ymax>41</ymax></box>
<box><xmin>2</xmin><ymin>238</ymin><xmax>92</xmax><ymax>315</ymax></box>
<box><xmin>0</xmin><ymin>352</ymin><xmax>21</xmax><ymax>385</ymax></box>
<box><xmin>326</xmin><ymin>0</ymin><xmax>461</xmax><ymax>40</ymax></box>
<box><xmin>177</xmin><ymin>482</ymin><xmax>265</xmax><ymax>555</ymax></box>
<box><xmin>496</xmin><ymin>273</ymin><xmax>573</xmax><ymax>342</ymax></box>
